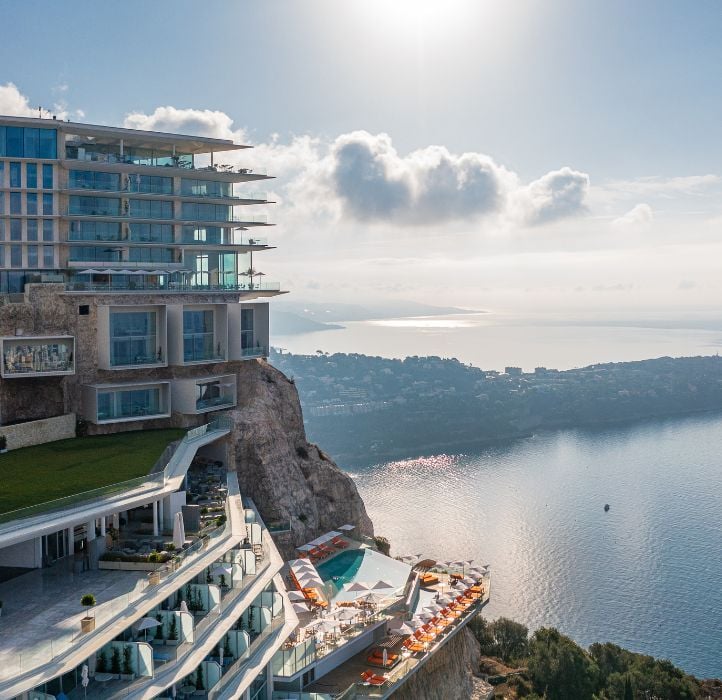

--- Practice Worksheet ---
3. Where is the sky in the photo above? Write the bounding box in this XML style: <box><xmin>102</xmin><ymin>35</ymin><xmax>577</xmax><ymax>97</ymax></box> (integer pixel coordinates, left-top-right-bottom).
<box><xmin>3</xmin><ymin>0</ymin><xmax>722</xmax><ymax>316</ymax></box>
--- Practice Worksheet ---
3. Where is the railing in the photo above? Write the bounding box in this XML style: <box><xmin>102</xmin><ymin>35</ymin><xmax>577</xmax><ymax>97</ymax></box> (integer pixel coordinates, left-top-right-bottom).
<box><xmin>240</xmin><ymin>346</ymin><xmax>267</xmax><ymax>359</ymax></box>
<box><xmin>0</xmin><ymin>472</ymin><xmax>164</xmax><ymax>526</ymax></box>
<box><xmin>265</xmin><ymin>521</ymin><xmax>292</xmax><ymax>534</ymax></box>
<box><xmin>66</xmin><ymin>281</ymin><xmax>281</xmax><ymax>293</ymax></box>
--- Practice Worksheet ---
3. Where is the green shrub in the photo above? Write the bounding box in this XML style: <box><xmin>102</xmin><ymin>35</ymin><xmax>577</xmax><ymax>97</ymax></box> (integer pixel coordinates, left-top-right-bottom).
<box><xmin>80</xmin><ymin>593</ymin><xmax>96</xmax><ymax>608</ymax></box>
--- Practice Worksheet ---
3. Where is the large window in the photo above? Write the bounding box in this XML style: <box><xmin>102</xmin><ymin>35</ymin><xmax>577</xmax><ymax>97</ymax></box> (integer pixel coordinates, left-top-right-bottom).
<box><xmin>42</xmin><ymin>193</ymin><xmax>53</xmax><ymax>215</ymax></box>
<box><xmin>195</xmin><ymin>379</ymin><xmax>233</xmax><ymax>411</ymax></box>
<box><xmin>10</xmin><ymin>245</ymin><xmax>22</xmax><ymax>267</ymax></box>
<box><xmin>27</xmin><ymin>245</ymin><xmax>38</xmax><ymax>267</ymax></box>
<box><xmin>68</xmin><ymin>246</ymin><xmax>122</xmax><ymax>262</ymax></box>
<box><xmin>27</xmin><ymin>219</ymin><xmax>38</xmax><ymax>241</ymax></box>
<box><xmin>181</xmin><ymin>225</ymin><xmax>236</xmax><ymax>245</ymax></box>
<box><xmin>128</xmin><ymin>247</ymin><xmax>175</xmax><ymax>263</ymax></box>
<box><xmin>181</xmin><ymin>202</ymin><xmax>232</xmax><ymax>221</ymax></box>
<box><xmin>128</xmin><ymin>223</ymin><xmax>173</xmax><ymax>243</ymax></box>
<box><xmin>96</xmin><ymin>387</ymin><xmax>163</xmax><ymax>421</ymax></box>
<box><xmin>69</xmin><ymin>170</ymin><xmax>120</xmax><ymax>191</ymax></box>
<box><xmin>185</xmin><ymin>250</ymin><xmax>241</xmax><ymax>287</ymax></box>
<box><xmin>180</xmin><ymin>178</ymin><xmax>232</xmax><ymax>198</ymax></box>
<box><xmin>42</xmin><ymin>164</ymin><xmax>53</xmax><ymax>189</ymax></box>
<box><xmin>183</xmin><ymin>309</ymin><xmax>217</xmax><ymax>362</ymax></box>
<box><xmin>129</xmin><ymin>198</ymin><xmax>173</xmax><ymax>219</ymax></box>
<box><xmin>0</xmin><ymin>126</ymin><xmax>57</xmax><ymax>158</ymax></box>
<box><xmin>69</xmin><ymin>195</ymin><xmax>120</xmax><ymax>216</ymax></box>
<box><xmin>9</xmin><ymin>162</ymin><xmax>21</xmax><ymax>188</ymax></box>
<box><xmin>26</xmin><ymin>163</ymin><xmax>37</xmax><ymax>188</ymax></box>
<box><xmin>43</xmin><ymin>220</ymin><xmax>54</xmax><ymax>241</ymax></box>
<box><xmin>10</xmin><ymin>219</ymin><xmax>21</xmax><ymax>241</ymax></box>
<box><xmin>109</xmin><ymin>311</ymin><xmax>159</xmax><ymax>366</ymax></box>
<box><xmin>127</xmin><ymin>174</ymin><xmax>172</xmax><ymax>194</ymax></box>
<box><xmin>27</xmin><ymin>193</ymin><xmax>37</xmax><ymax>215</ymax></box>
<box><xmin>43</xmin><ymin>245</ymin><xmax>54</xmax><ymax>267</ymax></box>
<box><xmin>68</xmin><ymin>220</ymin><xmax>123</xmax><ymax>241</ymax></box>
<box><xmin>241</xmin><ymin>308</ymin><xmax>255</xmax><ymax>350</ymax></box>
<box><xmin>9</xmin><ymin>192</ymin><xmax>21</xmax><ymax>215</ymax></box>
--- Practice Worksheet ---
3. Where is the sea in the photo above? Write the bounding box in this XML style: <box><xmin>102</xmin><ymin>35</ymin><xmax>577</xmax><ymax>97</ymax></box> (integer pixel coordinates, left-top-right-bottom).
<box><xmin>277</xmin><ymin>314</ymin><xmax>722</xmax><ymax>678</ymax></box>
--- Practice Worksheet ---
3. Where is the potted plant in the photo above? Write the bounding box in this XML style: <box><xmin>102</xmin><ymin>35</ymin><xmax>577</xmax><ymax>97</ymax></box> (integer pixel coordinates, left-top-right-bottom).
<box><xmin>80</xmin><ymin>593</ymin><xmax>96</xmax><ymax>633</ymax></box>
<box><xmin>96</xmin><ymin>648</ymin><xmax>109</xmax><ymax>673</ymax></box>
<box><xmin>195</xmin><ymin>664</ymin><xmax>205</xmax><ymax>693</ymax></box>
<box><xmin>121</xmin><ymin>644</ymin><xmax>134</xmax><ymax>681</ymax></box>
<box><xmin>0</xmin><ymin>435</ymin><xmax>7</xmax><ymax>453</ymax></box>
<box><xmin>153</xmin><ymin>613</ymin><xmax>164</xmax><ymax>645</ymax></box>
<box><xmin>111</xmin><ymin>647</ymin><xmax>122</xmax><ymax>679</ymax></box>
<box><xmin>223</xmin><ymin>635</ymin><xmax>232</xmax><ymax>665</ymax></box>
<box><xmin>168</xmin><ymin>614</ymin><xmax>180</xmax><ymax>646</ymax></box>
<box><xmin>219</xmin><ymin>573</ymin><xmax>228</xmax><ymax>590</ymax></box>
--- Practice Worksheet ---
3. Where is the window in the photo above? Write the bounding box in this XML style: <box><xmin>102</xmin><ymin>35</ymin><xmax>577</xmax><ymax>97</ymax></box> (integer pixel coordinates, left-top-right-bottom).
<box><xmin>128</xmin><ymin>247</ymin><xmax>175</xmax><ymax>263</ymax></box>
<box><xmin>0</xmin><ymin>161</ymin><xmax>4</xmax><ymax>186</ymax></box>
<box><xmin>43</xmin><ymin>220</ymin><xmax>54</xmax><ymax>241</ymax></box>
<box><xmin>27</xmin><ymin>219</ymin><xmax>38</xmax><ymax>241</ymax></box>
<box><xmin>42</xmin><ymin>164</ymin><xmax>53</xmax><ymax>189</ymax></box>
<box><xmin>68</xmin><ymin>246</ymin><xmax>122</xmax><ymax>262</ymax></box>
<box><xmin>10</xmin><ymin>245</ymin><xmax>22</xmax><ymax>268</ymax></box>
<box><xmin>195</xmin><ymin>380</ymin><xmax>232</xmax><ymax>410</ymax></box>
<box><xmin>9</xmin><ymin>162</ymin><xmax>21</xmax><ymax>188</ymax></box>
<box><xmin>0</xmin><ymin>127</ymin><xmax>56</xmax><ymax>158</ymax></box>
<box><xmin>181</xmin><ymin>202</ymin><xmax>231</xmax><ymax>221</ymax></box>
<box><xmin>0</xmin><ymin>193</ymin><xmax>3</xmax><ymax>217</ymax></box>
<box><xmin>69</xmin><ymin>196</ymin><xmax>119</xmax><ymax>216</ymax></box>
<box><xmin>241</xmin><ymin>308</ymin><xmax>255</xmax><ymax>350</ymax></box>
<box><xmin>129</xmin><ymin>198</ymin><xmax>173</xmax><ymax>219</ymax></box>
<box><xmin>43</xmin><ymin>245</ymin><xmax>54</xmax><ymax>268</ymax></box>
<box><xmin>27</xmin><ymin>193</ymin><xmax>38</xmax><ymax>215</ymax></box>
<box><xmin>181</xmin><ymin>225</ymin><xmax>230</xmax><ymax>245</ymax></box>
<box><xmin>180</xmin><ymin>178</ymin><xmax>231</xmax><ymax>198</ymax></box>
<box><xmin>68</xmin><ymin>220</ymin><xmax>122</xmax><ymax>241</ymax></box>
<box><xmin>78</xmin><ymin>305</ymin><xmax>90</xmax><ymax>316</ymax></box>
<box><xmin>183</xmin><ymin>309</ymin><xmax>217</xmax><ymax>362</ymax></box>
<box><xmin>96</xmin><ymin>387</ymin><xmax>163</xmax><ymax>421</ymax></box>
<box><xmin>68</xmin><ymin>170</ymin><xmax>120</xmax><ymax>191</ymax></box>
<box><xmin>42</xmin><ymin>193</ymin><xmax>53</xmax><ymax>215</ymax></box>
<box><xmin>27</xmin><ymin>245</ymin><xmax>38</xmax><ymax>267</ymax></box>
<box><xmin>109</xmin><ymin>311</ymin><xmax>159</xmax><ymax>366</ymax></box>
<box><xmin>0</xmin><ymin>219</ymin><xmax>4</xmax><ymax>240</ymax></box>
<box><xmin>10</xmin><ymin>219</ymin><xmax>21</xmax><ymax>241</ymax></box>
<box><xmin>127</xmin><ymin>174</ymin><xmax>172</xmax><ymax>194</ymax></box>
<box><xmin>0</xmin><ymin>246</ymin><xmax>4</xmax><ymax>267</ymax></box>
<box><xmin>26</xmin><ymin>163</ymin><xmax>37</xmax><ymax>188</ymax></box>
<box><xmin>128</xmin><ymin>223</ymin><xmax>174</xmax><ymax>243</ymax></box>
<box><xmin>9</xmin><ymin>192</ymin><xmax>21</xmax><ymax>215</ymax></box>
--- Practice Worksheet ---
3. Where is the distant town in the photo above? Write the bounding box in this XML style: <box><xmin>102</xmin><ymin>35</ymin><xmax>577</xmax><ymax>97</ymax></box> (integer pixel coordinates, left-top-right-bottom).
<box><xmin>270</xmin><ymin>350</ymin><xmax>722</xmax><ymax>463</ymax></box>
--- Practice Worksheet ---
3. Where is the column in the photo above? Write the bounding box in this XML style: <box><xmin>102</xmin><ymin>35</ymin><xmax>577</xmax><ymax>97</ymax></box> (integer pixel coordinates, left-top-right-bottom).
<box><xmin>152</xmin><ymin>500</ymin><xmax>159</xmax><ymax>537</ymax></box>
<box><xmin>158</xmin><ymin>498</ymin><xmax>165</xmax><ymax>534</ymax></box>
<box><xmin>112</xmin><ymin>513</ymin><xmax>120</xmax><ymax>530</ymax></box>
<box><xmin>100</xmin><ymin>516</ymin><xmax>106</xmax><ymax>537</ymax></box>
<box><xmin>86</xmin><ymin>520</ymin><xmax>96</xmax><ymax>542</ymax></box>
<box><xmin>67</xmin><ymin>527</ymin><xmax>74</xmax><ymax>556</ymax></box>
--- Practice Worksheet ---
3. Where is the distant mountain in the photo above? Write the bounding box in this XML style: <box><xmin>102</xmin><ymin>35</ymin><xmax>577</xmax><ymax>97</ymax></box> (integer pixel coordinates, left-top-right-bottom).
<box><xmin>271</xmin><ymin>310</ymin><xmax>344</xmax><ymax>335</ymax></box>
<box><xmin>271</xmin><ymin>299</ymin><xmax>482</xmax><ymax>324</ymax></box>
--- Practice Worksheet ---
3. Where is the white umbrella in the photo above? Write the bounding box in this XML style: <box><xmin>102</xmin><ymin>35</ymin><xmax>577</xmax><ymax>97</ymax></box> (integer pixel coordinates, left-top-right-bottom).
<box><xmin>179</xmin><ymin>600</ymin><xmax>189</xmax><ymax>614</ymax></box>
<box><xmin>462</xmin><ymin>577</ymin><xmax>476</xmax><ymax>586</ymax></box>
<box><xmin>296</xmin><ymin>544</ymin><xmax>314</xmax><ymax>552</ymax></box>
<box><xmin>334</xmin><ymin>608</ymin><xmax>357</xmax><ymax>621</ymax></box>
<box><xmin>358</xmin><ymin>592</ymin><xmax>386</xmax><ymax>605</ymax></box>
<box><xmin>371</xmin><ymin>580</ymin><xmax>394</xmax><ymax>590</ymax></box>
<box><xmin>173</xmin><ymin>512</ymin><xmax>185</xmax><ymax>550</ymax></box>
<box><xmin>137</xmin><ymin>616</ymin><xmax>162</xmax><ymax>641</ymax></box>
<box><xmin>436</xmin><ymin>595</ymin><xmax>452</xmax><ymax>605</ymax></box>
<box><xmin>81</xmin><ymin>664</ymin><xmax>89</xmax><ymax>698</ymax></box>
<box><xmin>292</xmin><ymin>601</ymin><xmax>311</xmax><ymax>613</ymax></box>
<box><xmin>287</xmin><ymin>590</ymin><xmax>306</xmax><ymax>602</ymax></box>
<box><xmin>389</xmin><ymin>621</ymin><xmax>414</xmax><ymax>635</ymax></box>
<box><xmin>219</xmin><ymin>645</ymin><xmax>224</xmax><ymax>667</ymax></box>
<box><xmin>345</xmin><ymin>581</ymin><xmax>370</xmax><ymax>592</ymax></box>
<box><xmin>383</xmin><ymin>648</ymin><xmax>388</xmax><ymax>666</ymax></box>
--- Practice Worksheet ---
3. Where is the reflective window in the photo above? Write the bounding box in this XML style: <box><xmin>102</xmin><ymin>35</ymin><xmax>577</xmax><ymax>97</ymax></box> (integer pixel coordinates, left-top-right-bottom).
<box><xmin>68</xmin><ymin>246</ymin><xmax>122</xmax><ymax>262</ymax></box>
<box><xmin>26</xmin><ymin>163</ymin><xmax>37</xmax><ymax>188</ymax></box>
<box><xmin>43</xmin><ymin>245</ymin><xmax>54</xmax><ymax>267</ymax></box>
<box><xmin>0</xmin><ymin>246</ymin><xmax>4</xmax><ymax>267</ymax></box>
<box><xmin>9</xmin><ymin>162</ymin><xmax>21</xmax><ymax>188</ymax></box>
<box><xmin>181</xmin><ymin>179</ymin><xmax>232</xmax><ymax>198</ymax></box>
<box><xmin>183</xmin><ymin>309</ymin><xmax>218</xmax><ymax>362</ymax></box>
<box><xmin>10</xmin><ymin>219</ymin><xmax>21</xmax><ymax>241</ymax></box>
<box><xmin>10</xmin><ymin>245</ymin><xmax>22</xmax><ymax>267</ymax></box>
<box><xmin>27</xmin><ymin>193</ymin><xmax>38</xmax><ymax>215</ymax></box>
<box><xmin>69</xmin><ymin>170</ymin><xmax>120</xmax><ymax>191</ymax></box>
<box><xmin>9</xmin><ymin>192</ymin><xmax>21</xmax><ymax>215</ymax></box>
<box><xmin>127</xmin><ymin>174</ymin><xmax>172</xmax><ymax>194</ymax></box>
<box><xmin>96</xmin><ymin>387</ymin><xmax>163</xmax><ymax>421</ymax></box>
<box><xmin>42</xmin><ymin>164</ymin><xmax>53</xmax><ymax>189</ymax></box>
<box><xmin>241</xmin><ymin>308</ymin><xmax>255</xmax><ymax>349</ymax></box>
<box><xmin>128</xmin><ymin>247</ymin><xmax>175</xmax><ymax>263</ymax></box>
<box><xmin>42</xmin><ymin>193</ymin><xmax>53</xmax><ymax>215</ymax></box>
<box><xmin>181</xmin><ymin>202</ymin><xmax>231</xmax><ymax>221</ymax></box>
<box><xmin>27</xmin><ymin>245</ymin><xmax>38</xmax><ymax>267</ymax></box>
<box><xmin>129</xmin><ymin>198</ymin><xmax>173</xmax><ymax>219</ymax></box>
<box><xmin>27</xmin><ymin>219</ymin><xmax>38</xmax><ymax>241</ymax></box>
<box><xmin>128</xmin><ymin>223</ymin><xmax>174</xmax><ymax>243</ymax></box>
<box><xmin>69</xmin><ymin>195</ymin><xmax>120</xmax><ymax>216</ymax></box>
<box><xmin>5</xmin><ymin>128</ymin><xmax>23</xmax><ymax>157</ymax></box>
<box><xmin>109</xmin><ymin>311</ymin><xmax>159</xmax><ymax>366</ymax></box>
<box><xmin>68</xmin><ymin>220</ymin><xmax>123</xmax><ymax>241</ymax></box>
<box><xmin>43</xmin><ymin>220</ymin><xmax>54</xmax><ymax>241</ymax></box>
<box><xmin>0</xmin><ymin>127</ymin><xmax>56</xmax><ymax>158</ymax></box>
<box><xmin>196</xmin><ymin>379</ymin><xmax>233</xmax><ymax>410</ymax></box>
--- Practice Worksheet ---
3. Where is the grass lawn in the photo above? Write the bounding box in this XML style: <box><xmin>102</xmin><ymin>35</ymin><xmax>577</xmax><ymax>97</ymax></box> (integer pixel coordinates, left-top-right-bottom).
<box><xmin>0</xmin><ymin>428</ymin><xmax>185</xmax><ymax>516</ymax></box>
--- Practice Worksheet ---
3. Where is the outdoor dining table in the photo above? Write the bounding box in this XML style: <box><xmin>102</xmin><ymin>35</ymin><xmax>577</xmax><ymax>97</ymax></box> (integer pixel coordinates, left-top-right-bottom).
<box><xmin>179</xmin><ymin>685</ymin><xmax>196</xmax><ymax>697</ymax></box>
<box><xmin>93</xmin><ymin>672</ymin><xmax>114</xmax><ymax>685</ymax></box>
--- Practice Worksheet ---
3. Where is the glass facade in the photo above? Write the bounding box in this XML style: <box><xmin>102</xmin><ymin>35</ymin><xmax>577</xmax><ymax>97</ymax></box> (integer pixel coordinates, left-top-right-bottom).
<box><xmin>3</xmin><ymin>338</ymin><xmax>73</xmax><ymax>376</ymax></box>
<box><xmin>195</xmin><ymin>379</ymin><xmax>233</xmax><ymax>410</ymax></box>
<box><xmin>26</xmin><ymin>163</ymin><xmax>37</xmax><ymax>188</ymax></box>
<box><xmin>0</xmin><ymin>126</ymin><xmax>57</xmax><ymax>158</ymax></box>
<box><xmin>181</xmin><ymin>202</ymin><xmax>232</xmax><ymax>221</ymax></box>
<box><xmin>129</xmin><ymin>198</ymin><xmax>173</xmax><ymax>219</ymax></box>
<box><xmin>9</xmin><ymin>162</ymin><xmax>21</xmax><ymax>187</ymax></box>
<box><xmin>127</xmin><ymin>174</ymin><xmax>172</xmax><ymax>194</ymax></box>
<box><xmin>186</xmin><ymin>250</ymin><xmax>244</xmax><ymax>287</ymax></box>
<box><xmin>96</xmin><ymin>386</ymin><xmax>163</xmax><ymax>421</ymax></box>
<box><xmin>26</xmin><ymin>193</ymin><xmax>37</xmax><ymax>215</ymax></box>
<box><xmin>9</xmin><ymin>192</ymin><xmax>21</xmax><ymax>214</ymax></box>
<box><xmin>43</xmin><ymin>220</ymin><xmax>54</xmax><ymax>241</ymax></box>
<box><xmin>183</xmin><ymin>309</ymin><xmax>218</xmax><ymax>362</ymax></box>
<box><xmin>42</xmin><ymin>193</ymin><xmax>53</xmax><ymax>215</ymax></box>
<box><xmin>69</xmin><ymin>246</ymin><xmax>122</xmax><ymax>262</ymax></box>
<box><xmin>68</xmin><ymin>220</ymin><xmax>123</xmax><ymax>241</ymax></box>
<box><xmin>42</xmin><ymin>163</ymin><xmax>53</xmax><ymax>189</ymax></box>
<box><xmin>128</xmin><ymin>222</ymin><xmax>173</xmax><ymax>243</ymax></box>
<box><xmin>69</xmin><ymin>195</ymin><xmax>120</xmax><ymax>216</ymax></box>
<box><xmin>181</xmin><ymin>178</ymin><xmax>232</xmax><ymax>198</ymax></box>
<box><xmin>241</xmin><ymin>308</ymin><xmax>255</xmax><ymax>350</ymax></box>
<box><xmin>27</xmin><ymin>219</ymin><xmax>38</xmax><ymax>241</ymax></box>
<box><xmin>128</xmin><ymin>247</ymin><xmax>175</xmax><ymax>263</ymax></box>
<box><xmin>68</xmin><ymin>169</ymin><xmax>120</xmax><ymax>191</ymax></box>
<box><xmin>181</xmin><ymin>225</ymin><xmax>238</xmax><ymax>245</ymax></box>
<box><xmin>109</xmin><ymin>311</ymin><xmax>159</xmax><ymax>366</ymax></box>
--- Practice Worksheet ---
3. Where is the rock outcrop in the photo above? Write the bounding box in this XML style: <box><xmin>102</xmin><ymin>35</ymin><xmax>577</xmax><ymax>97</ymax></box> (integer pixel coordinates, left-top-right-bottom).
<box><xmin>227</xmin><ymin>360</ymin><xmax>374</xmax><ymax>559</ymax></box>
<box><xmin>390</xmin><ymin>628</ymin><xmax>484</xmax><ymax>700</ymax></box>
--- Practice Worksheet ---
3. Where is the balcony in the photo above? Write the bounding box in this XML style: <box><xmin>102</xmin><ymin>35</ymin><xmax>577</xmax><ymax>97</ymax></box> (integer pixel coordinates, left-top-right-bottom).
<box><xmin>172</xmin><ymin>375</ymin><xmax>237</xmax><ymax>415</ymax></box>
<box><xmin>83</xmin><ymin>381</ymin><xmax>171</xmax><ymax>425</ymax></box>
<box><xmin>1</xmin><ymin>336</ymin><xmax>75</xmax><ymax>378</ymax></box>
<box><xmin>240</xmin><ymin>346</ymin><xmax>267</xmax><ymax>359</ymax></box>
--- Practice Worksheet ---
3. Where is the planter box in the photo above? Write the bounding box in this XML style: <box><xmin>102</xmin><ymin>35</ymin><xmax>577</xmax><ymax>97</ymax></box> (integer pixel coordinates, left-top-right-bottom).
<box><xmin>99</xmin><ymin>560</ymin><xmax>165</xmax><ymax>572</ymax></box>
<box><xmin>120</xmin><ymin>673</ymin><xmax>135</xmax><ymax>681</ymax></box>
<box><xmin>148</xmin><ymin>571</ymin><xmax>161</xmax><ymax>585</ymax></box>
<box><xmin>166</xmin><ymin>639</ymin><xmax>180</xmax><ymax>646</ymax></box>
<box><xmin>80</xmin><ymin>617</ymin><xmax>96</xmax><ymax>633</ymax></box>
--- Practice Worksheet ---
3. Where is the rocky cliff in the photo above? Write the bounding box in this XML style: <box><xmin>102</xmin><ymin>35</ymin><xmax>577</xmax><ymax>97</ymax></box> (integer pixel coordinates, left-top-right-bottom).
<box><xmin>227</xmin><ymin>359</ymin><xmax>374</xmax><ymax>559</ymax></box>
<box><xmin>229</xmin><ymin>359</ymin><xmax>482</xmax><ymax>696</ymax></box>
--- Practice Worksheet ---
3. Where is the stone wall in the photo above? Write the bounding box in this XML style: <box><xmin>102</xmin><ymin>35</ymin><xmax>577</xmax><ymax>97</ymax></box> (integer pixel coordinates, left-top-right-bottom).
<box><xmin>1</xmin><ymin>412</ymin><xmax>76</xmax><ymax>450</ymax></box>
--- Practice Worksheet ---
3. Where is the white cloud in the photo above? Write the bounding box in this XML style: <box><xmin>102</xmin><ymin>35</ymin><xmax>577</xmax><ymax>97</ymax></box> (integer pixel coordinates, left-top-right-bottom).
<box><xmin>612</xmin><ymin>203</ymin><xmax>654</xmax><ymax>228</ymax></box>
<box><xmin>123</xmin><ymin>106</ymin><xmax>241</xmax><ymax>141</ymax></box>
<box><xmin>0</xmin><ymin>82</ymin><xmax>73</xmax><ymax>121</ymax></box>
<box><xmin>516</xmin><ymin>167</ymin><xmax>590</xmax><ymax>225</ymax></box>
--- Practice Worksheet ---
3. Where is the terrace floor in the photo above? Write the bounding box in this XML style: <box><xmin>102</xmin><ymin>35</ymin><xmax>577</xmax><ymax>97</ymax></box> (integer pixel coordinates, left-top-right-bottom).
<box><xmin>0</xmin><ymin>562</ymin><xmax>146</xmax><ymax>681</ymax></box>
<box><xmin>0</xmin><ymin>429</ymin><xmax>185</xmax><ymax>516</ymax></box>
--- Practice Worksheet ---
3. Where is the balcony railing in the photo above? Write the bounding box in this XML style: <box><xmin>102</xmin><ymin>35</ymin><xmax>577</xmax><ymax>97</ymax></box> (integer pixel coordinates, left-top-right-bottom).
<box><xmin>66</xmin><ymin>281</ymin><xmax>282</xmax><ymax>293</ymax></box>
<box><xmin>196</xmin><ymin>395</ymin><xmax>235</xmax><ymax>411</ymax></box>
<box><xmin>240</xmin><ymin>346</ymin><xmax>267</xmax><ymax>359</ymax></box>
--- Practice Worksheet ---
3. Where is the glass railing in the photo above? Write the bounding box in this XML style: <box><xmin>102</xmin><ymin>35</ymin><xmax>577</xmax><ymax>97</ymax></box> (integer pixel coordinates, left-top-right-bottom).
<box><xmin>97</xmin><ymin>403</ymin><xmax>167</xmax><ymax>421</ymax></box>
<box><xmin>196</xmin><ymin>395</ymin><xmax>235</xmax><ymax>411</ymax></box>
<box><xmin>181</xmin><ymin>233</ymin><xmax>269</xmax><ymax>246</ymax></box>
<box><xmin>240</xmin><ymin>346</ymin><xmax>267</xmax><ymax>359</ymax></box>
<box><xmin>66</xmin><ymin>281</ymin><xmax>281</xmax><ymax>293</ymax></box>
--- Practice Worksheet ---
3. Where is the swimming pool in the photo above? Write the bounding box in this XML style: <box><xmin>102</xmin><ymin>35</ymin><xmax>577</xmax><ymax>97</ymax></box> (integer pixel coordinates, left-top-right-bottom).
<box><xmin>316</xmin><ymin>548</ymin><xmax>412</xmax><ymax>602</ymax></box>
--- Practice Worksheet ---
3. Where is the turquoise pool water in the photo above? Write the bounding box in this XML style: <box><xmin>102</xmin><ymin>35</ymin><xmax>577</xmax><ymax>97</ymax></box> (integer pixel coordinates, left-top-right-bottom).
<box><xmin>316</xmin><ymin>548</ymin><xmax>411</xmax><ymax>602</ymax></box>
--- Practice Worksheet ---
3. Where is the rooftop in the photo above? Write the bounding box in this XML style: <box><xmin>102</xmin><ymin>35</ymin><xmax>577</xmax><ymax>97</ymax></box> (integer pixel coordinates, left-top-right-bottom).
<box><xmin>0</xmin><ymin>429</ymin><xmax>185</xmax><ymax>518</ymax></box>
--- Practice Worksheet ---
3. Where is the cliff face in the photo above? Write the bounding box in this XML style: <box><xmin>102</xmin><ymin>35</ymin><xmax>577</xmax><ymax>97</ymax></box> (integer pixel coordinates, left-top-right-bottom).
<box><xmin>227</xmin><ymin>360</ymin><xmax>374</xmax><ymax>558</ymax></box>
<box><xmin>390</xmin><ymin>628</ymin><xmax>484</xmax><ymax>700</ymax></box>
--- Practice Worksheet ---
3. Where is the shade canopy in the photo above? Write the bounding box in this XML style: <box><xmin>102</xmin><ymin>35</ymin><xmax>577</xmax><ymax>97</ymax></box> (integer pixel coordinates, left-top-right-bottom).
<box><xmin>296</xmin><ymin>544</ymin><xmax>314</xmax><ymax>551</ymax></box>
<box><xmin>292</xmin><ymin>602</ymin><xmax>311</xmax><ymax>613</ymax></box>
<box><xmin>371</xmin><ymin>580</ymin><xmax>394</xmax><ymax>590</ymax></box>
<box><xmin>389</xmin><ymin>621</ymin><xmax>415</xmax><ymax>635</ymax></box>
<box><xmin>345</xmin><ymin>581</ymin><xmax>370</xmax><ymax>593</ymax></box>
<box><xmin>172</xmin><ymin>511</ymin><xmax>185</xmax><ymax>550</ymax></box>
<box><xmin>287</xmin><ymin>590</ymin><xmax>307</xmax><ymax>602</ymax></box>
<box><xmin>358</xmin><ymin>592</ymin><xmax>386</xmax><ymax>604</ymax></box>
<box><xmin>137</xmin><ymin>617</ymin><xmax>162</xmax><ymax>631</ymax></box>
<box><xmin>338</xmin><ymin>524</ymin><xmax>355</xmax><ymax>531</ymax></box>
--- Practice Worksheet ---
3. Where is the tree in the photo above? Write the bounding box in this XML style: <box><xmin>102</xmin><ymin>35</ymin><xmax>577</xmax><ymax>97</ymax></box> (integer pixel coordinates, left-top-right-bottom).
<box><xmin>624</xmin><ymin>674</ymin><xmax>634</xmax><ymax>700</ymax></box>
<box><xmin>491</xmin><ymin>617</ymin><xmax>529</xmax><ymax>662</ymax></box>
<box><xmin>528</xmin><ymin>627</ymin><xmax>599</xmax><ymax>700</ymax></box>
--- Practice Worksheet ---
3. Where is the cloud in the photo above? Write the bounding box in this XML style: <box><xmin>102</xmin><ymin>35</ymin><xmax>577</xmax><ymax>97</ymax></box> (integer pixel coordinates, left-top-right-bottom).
<box><xmin>612</xmin><ymin>203</ymin><xmax>654</xmax><ymax>228</ymax></box>
<box><xmin>517</xmin><ymin>167</ymin><xmax>590</xmax><ymax>225</ymax></box>
<box><xmin>123</xmin><ymin>106</ymin><xmax>241</xmax><ymax>141</ymax></box>
<box><xmin>0</xmin><ymin>82</ymin><xmax>78</xmax><ymax>121</ymax></box>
